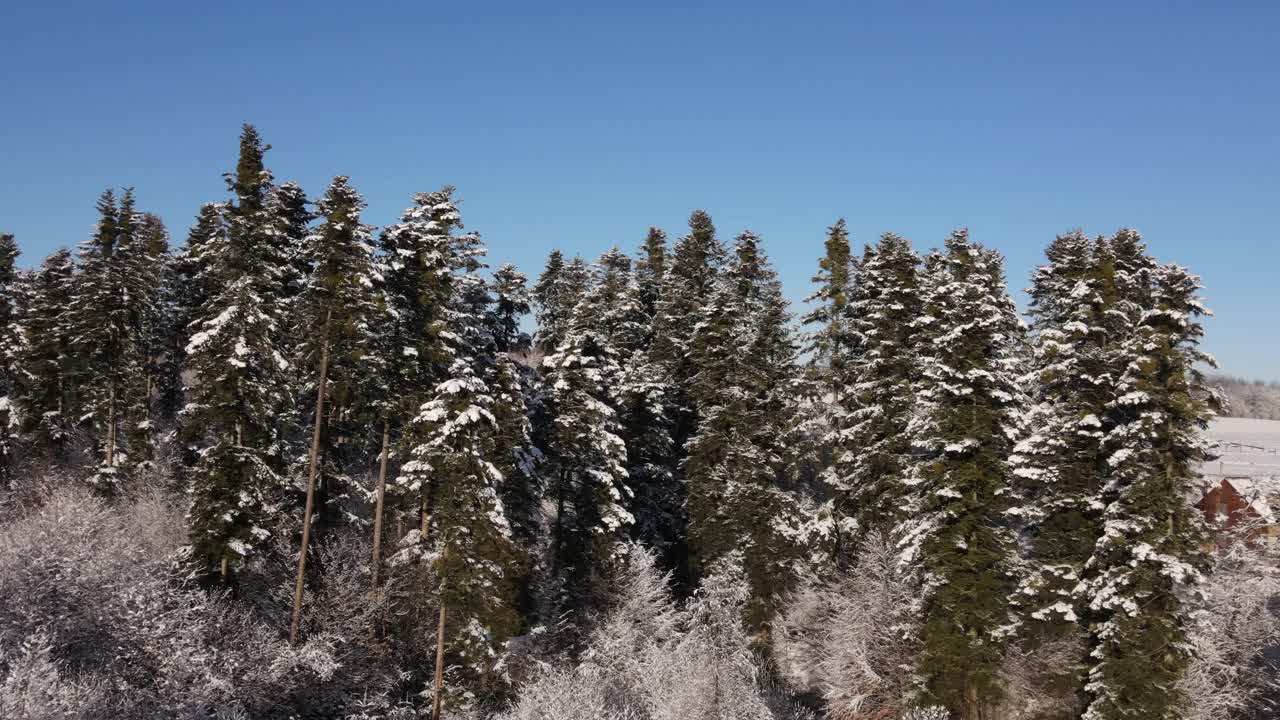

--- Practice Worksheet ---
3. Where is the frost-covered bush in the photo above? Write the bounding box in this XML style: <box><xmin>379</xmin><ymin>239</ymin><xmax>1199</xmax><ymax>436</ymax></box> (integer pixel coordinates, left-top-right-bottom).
<box><xmin>0</xmin><ymin>483</ymin><xmax>409</xmax><ymax>719</ymax></box>
<box><xmin>1180</xmin><ymin>534</ymin><xmax>1280</xmax><ymax>720</ymax></box>
<box><xmin>498</xmin><ymin>545</ymin><xmax>799</xmax><ymax>720</ymax></box>
<box><xmin>0</xmin><ymin>630</ymin><xmax>109</xmax><ymax>720</ymax></box>
<box><xmin>772</xmin><ymin>532</ymin><xmax>921</xmax><ymax>719</ymax></box>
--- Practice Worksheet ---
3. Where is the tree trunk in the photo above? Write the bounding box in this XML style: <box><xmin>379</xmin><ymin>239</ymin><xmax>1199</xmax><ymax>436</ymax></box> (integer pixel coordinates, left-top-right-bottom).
<box><xmin>431</xmin><ymin>603</ymin><xmax>448</xmax><ymax>720</ymax></box>
<box><xmin>104</xmin><ymin>382</ymin><xmax>116</xmax><ymax>467</ymax></box>
<box><xmin>289</xmin><ymin>310</ymin><xmax>332</xmax><ymax>645</ymax></box>
<box><xmin>370</xmin><ymin>418</ymin><xmax>391</xmax><ymax>588</ymax></box>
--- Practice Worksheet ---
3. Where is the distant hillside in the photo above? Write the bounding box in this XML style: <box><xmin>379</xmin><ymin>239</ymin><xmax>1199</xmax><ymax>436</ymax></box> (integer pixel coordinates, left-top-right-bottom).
<box><xmin>1211</xmin><ymin>375</ymin><xmax>1280</xmax><ymax>420</ymax></box>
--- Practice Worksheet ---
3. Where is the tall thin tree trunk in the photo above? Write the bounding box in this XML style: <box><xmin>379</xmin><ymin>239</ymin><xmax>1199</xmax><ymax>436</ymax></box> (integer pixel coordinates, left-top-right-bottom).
<box><xmin>289</xmin><ymin>310</ymin><xmax>332</xmax><ymax>645</ymax></box>
<box><xmin>104</xmin><ymin>382</ymin><xmax>116</xmax><ymax>466</ymax></box>
<box><xmin>370</xmin><ymin>418</ymin><xmax>391</xmax><ymax>588</ymax></box>
<box><xmin>431</xmin><ymin>604</ymin><xmax>448</xmax><ymax>720</ymax></box>
<box><xmin>431</xmin><ymin>542</ymin><xmax>449</xmax><ymax>720</ymax></box>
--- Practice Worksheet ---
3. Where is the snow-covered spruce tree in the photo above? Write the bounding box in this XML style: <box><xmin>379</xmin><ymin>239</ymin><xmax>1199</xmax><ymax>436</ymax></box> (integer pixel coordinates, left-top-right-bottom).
<box><xmin>801</xmin><ymin>218</ymin><xmax>856</xmax><ymax>390</ymax></box>
<box><xmin>68</xmin><ymin>189</ymin><xmax>156</xmax><ymax>491</ymax></box>
<box><xmin>184</xmin><ymin>126</ymin><xmax>293</xmax><ymax>577</ymax></box>
<box><xmin>899</xmin><ymin>230</ymin><xmax>1025</xmax><ymax>718</ymax></box>
<box><xmin>842</xmin><ymin>232</ymin><xmax>923</xmax><ymax>542</ymax></box>
<box><xmin>591</xmin><ymin>247</ymin><xmax>649</xmax><ymax>363</ymax></box>
<box><xmin>649</xmin><ymin>210</ymin><xmax>726</xmax><ymax>456</ymax></box>
<box><xmin>541</xmin><ymin>290</ymin><xmax>633</xmax><ymax>629</ymax></box>
<box><xmin>488</xmin><ymin>262</ymin><xmax>532</xmax><ymax>355</ymax></box>
<box><xmin>17</xmin><ymin>248</ymin><xmax>77</xmax><ymax>457</ymax></box>
<box><xmin>368</xmin><ymin>188</ymin><xmax>462</xmax><ymax>582</ymax></box>
<box><xmin>170</xmin><ymin>203</ymin><xmax>225</xmax><ymax>389</ymax></box>
<box><xmin>1006</xmin><ymin>230</ymin><xmax>1124</xmax><ymax>713</ymax></box>
<box><xmin>269</xmin><ymin>180</ymin><xmax>313</xmax><ymax>308</ymax></box>
<box><xmin>288</xmin><ymin>176</ymin><xmax>378</xmax><ymax>643</ymax></box>
<box><xmin>392</xmin><ymin>187</ymin><xmax>488</xmax><ymax>540</ymax></box>
<box><xmin>413</xmin><ymin>357</ymin><xmax>523</xmax><ymax>711</ymax></box>
<box><xmin>686</xmin><ymin>231</ymin><xmax>803</xmax><ymax>632</ymax></box>
<box><xmin>126</xmin><ymin>211</ymin><xmax>175</xmax><ymax>459</ymax></box>
<box><xmin>0</xmin><ymin>233</ymin><xmax>21</xmax><ymax>487</ymax></box>
<box><xmin>633</xmin><ymin>226</ymin><xmax>668</xmax><ymax>327</ymax></box>
<box><xmin>1080</xmin><ymin>258</ymin><xmax>1215</xmax><ymax>720</ymax></box>
<box><xmin>531</xmin><ymin>249</ymin><xmax>589</xmax><ymax>355</ymax></box>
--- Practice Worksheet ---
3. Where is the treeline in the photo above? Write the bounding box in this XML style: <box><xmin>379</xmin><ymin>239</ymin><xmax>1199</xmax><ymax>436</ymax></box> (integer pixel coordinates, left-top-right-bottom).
<box><xmin>0</xmin><ymin>124</ymin><xmax>1266</xmax><ymax>720</ymax></box>
<box><xmin>1211</xmin><ymin>375</ymin><xmax>1280</xmax><ymax>421</ymax></box>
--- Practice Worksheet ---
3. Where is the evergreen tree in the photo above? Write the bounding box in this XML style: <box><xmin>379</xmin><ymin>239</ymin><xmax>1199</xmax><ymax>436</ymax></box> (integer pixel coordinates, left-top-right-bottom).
<box><xmin>1080</xmin><ymin>257</ymin><xmax>1214</xmax><ymax>720</ymax></box>
<box><xmin>531</xmin><ymin>250</ymin><xmax>583</xmax><ymax>354</ymax></box>
<box><xmin>487</xmin><ymin>263</ymin><xmax>531</xmax><ymax>354</ymax></box>
<box><xmin>797</xmin><ymin>219</ymin><xmax>860</xmax><ymax>558</ymax></box>
<box><xmin>69</xmin><ymin>189</ymin><xmax>149</xmax><ymax>491</ymax></box>
<box><xmin>185</xmin><ymin>125</ymin><xmax>293</xmax><ymax>576</ymax></box>
<box><xmin>542</xmin><ymin>290</ymin><xmax>633</xmax><ymax>626</ymax></box>
<box><xmin>899</xmin><ymin>231</ymin><xmax>1025</xmax><ymax>717</ymax></box>
<box><xmin>289</xmin><ymin>176</ymin><xmax>378</xmax><ymax>642</ymax></box>
<box><xmin>394</xmin><ymin>187</ymin><xmax>489</xmax><ymax>539</ymax></box>
<box><xmin>649</xmin><ymin>210</ymin><xmax>725</xmax><ymax>454</ymax></box>
<box><xmin>843</xmin><ymin>233</ymin><xmax>922</xmax><ymax>540</ymax></box>
<box><xmin>0</xmin><ymin>233</ymin><xmax>22</xmax><ymax>487</ymax></box>
<box><xmin>368</xmin><ymin>189</ymin><xmax>464</xmax><ymax>583</ymax></box>
<box><xmin>170</xmin><ymin>203</ymin><xmax>226</xmax><ymax>422</ymax></box>
<box><xmin>415</xmin><ymin>356</ymin><xmax>522</xmax><ymax>711</ymax></box>
<box><xmin>685</xmin><ymin>231</ymin><xmax>802</xmax><ymax>629</ymax></box>
<box><xmin>18</xmin><ymin>248</ymin><xmax>76</xmax><ymax>456</ymax></box>
<box><xmin>633</xmin><ymin>226</ymin><xmax>667</xmax><ymax>329</ymax></box>
<box><xmin>801</xmin><ymin>218</ymin><xmax>856</xmax><ymax>380</ymax></box>
<box><xmin>1008</xmin><ymin>231</ymin><xmax>1119</xmax><ymax>712</ymax></box>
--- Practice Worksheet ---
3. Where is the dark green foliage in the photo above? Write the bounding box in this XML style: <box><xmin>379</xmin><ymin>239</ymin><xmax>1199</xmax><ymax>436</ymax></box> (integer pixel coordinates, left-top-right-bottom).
<box><xmin>844</xmin><ymin>233</ymin><xmax>922</xmax><ymax>539</ymax></box>
<box><xmin>902</xmin><ymin>232</ymin><xmax>1025</xmax><ymax>715</ymax></box>
<box><xmin>1081</xmin><ymin>248</ymin><xmax>1214</xmax><ymax>720</ymax></box>
<box><xmin>0</xmin><ymin>233</ymin><xmax>21</xmax><ymax>486</ymax></box>
<box><xmin>18</xmin><ymin>248</ymin><xmax>77</xmax><ymax>456</ymax></box>
<box><xmin>686</xmin><ymin>231</ymin><xmax>802</xmax><ymax>630</ymax></box>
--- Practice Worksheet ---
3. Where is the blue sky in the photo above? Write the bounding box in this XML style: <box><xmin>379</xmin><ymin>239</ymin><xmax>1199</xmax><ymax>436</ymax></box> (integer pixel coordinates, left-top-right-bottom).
<box><xmin>2</xmin><ymin>1</ymin><xmax>1277</xmax><ymax>378</ymax></box>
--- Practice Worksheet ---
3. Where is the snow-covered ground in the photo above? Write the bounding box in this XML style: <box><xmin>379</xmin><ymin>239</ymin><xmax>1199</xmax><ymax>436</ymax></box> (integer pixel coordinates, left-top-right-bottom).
<box><xmin>1202</xmin><ymin>417</ymin><xmax>1280</xmax><ymax>479</ymax></box>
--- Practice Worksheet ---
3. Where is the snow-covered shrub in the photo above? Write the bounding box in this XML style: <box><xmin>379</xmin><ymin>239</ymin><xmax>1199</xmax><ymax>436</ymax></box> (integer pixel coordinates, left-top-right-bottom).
<box><xmin>0</xmin><ymin>483</ymin><xmax>407</xmax><ymax>718</ymax></box>
<box><xmin>772</xmin><ymin>532</ymin><xmax>921</xmax><ymax>719</ymax></box>
<box><xmin>498</xmin><ymin>545</ymin><xmax>798</xmax><ymax>720</ymax></box>
<box><xmin>1179</xmin><ymin>534</ymin><xmax>1280</xmax><ymax>720</ymax></box>
<box><xmin>0</xmin><ymin>630</ymin><xmax>109</xmax><ymax>720</ymax></box>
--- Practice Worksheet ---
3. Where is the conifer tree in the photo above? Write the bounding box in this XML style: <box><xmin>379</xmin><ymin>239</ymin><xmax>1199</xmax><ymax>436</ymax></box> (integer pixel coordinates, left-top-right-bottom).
<box><xmin>686</xmin><ymin>231</ymin><xmax>802</xmax><ymax>628</ymax></box>
<box><xmin>70</xmin><ymin>189</ymin><xmax>151</xmax><ymax>491</ymax></box>
<box><xmin>633</xmin><ymin>226</ymin><xmax>667</xmax><ymax>325</ymax></box>
<box><xmin>0</xmin><ymin>233</ymin><xmax>22</xmax><ymax>487</ymax></box>
<box><xmin>843</xmin><ymin>233</ymin><xmax>922</xmax><ymax>540</ymax></box>
<box><xmin>542</xmin><ymin>291</ymin><xmax>633</xmax><ymax>626</ymax></box>
<box><xmin>1008</xmin><ymin>231</ymin><xmax>1120</xmax><ymax>711</ymax></box>
<box><xmin>797</xmin><ymin>219</ymin><xmax>860</xmax><ymax>556</ymax></box>
<box><xmin>531</xmin><ymin>250</ymin><xmax>576</xmax><ymax>353</ymax></box>
<box><xmin>185</xmin><ymin>126</ymin><xmax>293</xmax><ymax>576</ymax></box>
<box><xmin>289</xmin><ymin>176</ymin><xmax>377</xmax><ymax>643</ymax></box>
<box><xmin>649</xmin><ymin>210</ymin><xmax>725</xmax><ymax>454</ymax></box>
<box><xmin>802</xmin><ymin>218</ymin><xmax>856</xmax><ymax>381</ymax></box>
<box><xmin>394</xmin><ymin>187</ymin><xmax>489</xmax><ymax>541</ymax></box>
<box><xmin>487</xmin><ymin>263</ymin><xmax>531</xmax><ymax>355</ymax></box>
<box><xmin>18</xmin><ymin>248</ymin><xmax>76</xmax><ymax>456</ymax></box>
<box><xmin>367</xmin><ymin>189</ymin><xmax>463</xmax><ymax>583</ymax></box>
<box><xmin>170</xmin><ymin>203</ymin><xmax>225</xmax><ymax>422</ymax></box>
<box><xmin>1080</xmin><ymin>256</ymin><xmax>1214</xmax><ymax>720</ymax></box>
<box><xmin>899</xmin><ymin>231</ymin><xmax>1025</xmax><ymax>717</ymax></box>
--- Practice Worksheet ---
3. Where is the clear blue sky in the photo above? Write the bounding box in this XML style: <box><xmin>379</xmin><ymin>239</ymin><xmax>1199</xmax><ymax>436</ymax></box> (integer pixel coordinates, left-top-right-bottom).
<box><xmin>2</xmin><ymin>1</ymin><xmax>1277</xmax><ymax>378</ymax></box>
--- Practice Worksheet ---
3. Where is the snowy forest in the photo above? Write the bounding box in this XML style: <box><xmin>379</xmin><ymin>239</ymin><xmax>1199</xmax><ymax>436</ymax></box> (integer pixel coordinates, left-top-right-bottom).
<box><xmin>0</xmin><ymin>124</ymin><xmax>1275</xmax><ymax>720</ymax></box>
